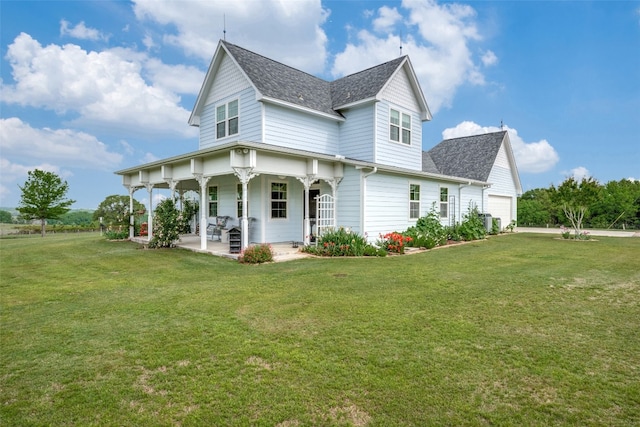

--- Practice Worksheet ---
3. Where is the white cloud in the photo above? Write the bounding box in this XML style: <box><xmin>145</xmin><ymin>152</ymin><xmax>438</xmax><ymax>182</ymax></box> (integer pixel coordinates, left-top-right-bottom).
<box><xmin>373</xmin><ymin>6</ymin><xmax>402</xmax><ymax>33</ymax></box>
<box><xmin>481</xmin><ymin>50</ymin><xmax>498</xmax><ymax>67</ymax></box>
<box><xmin>0</xmin><ymin>117</ymin><xmax>123</xmax><ymax>170</ymax></box>
<box><xmin>332</xmin><ymin>0</ymin><xmax>493</xmax><ymax>114</ymax></box>
<box><xmin>60</xmin><ymin>20</ymin><xmax>108</xmax><ymax>41</ymax></box>
<box><xmin>442</xmin><ymin>121</ymin><xmax>560</xmax><ymax>174</ymax></box>
<box><xmin>1</xmin><ymin>33</ymin><xmax>197</xmax><ymax>139</ymax></box>
<box><xmin>132</xmin><ymin>0</ymin><xmax>330</xmax><ymax>74</ymax></box>
<box><xmin>565</xmin><ymin>166</ymin><xmax>591</xmax><ymax>182</ymax></box>
<box><xmin>144</xmin><ymin>58</ymin><xmax>204</xmax><ymax>95</ymax></box>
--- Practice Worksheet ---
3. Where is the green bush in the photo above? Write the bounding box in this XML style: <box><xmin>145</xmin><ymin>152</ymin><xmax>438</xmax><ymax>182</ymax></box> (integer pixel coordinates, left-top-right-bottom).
<box><xmin>490</xmin><ymin>218</ymin><xmax>500</xmax><ymax>235</ymax></box>
<box><xmin>405</xmin><ymin>203</ymin><xmax>448</xmax><ymax>249</ymax></box>
<box><xmin>104</xmin><ymin>230</ymin><xmax>129</xmax><ymax>240</ymax></box>
<box><xmin>303</xmin><ymin>227</ymin><xmax>381</xmax><ymax>257</ymax></box>
<box><xmin>239</xmin><ymin>243</ymin><xmax>274</xmax><ymax>264</ymax></box>
<box><xmin>456</xmin><ymin>206</ymin><xmax>487</xmax><ymax>241</ymax></box>
<box><xmin>149</xmin><ymin>198</ymin><xmax>180</xmax><ymax>248</ymax></box>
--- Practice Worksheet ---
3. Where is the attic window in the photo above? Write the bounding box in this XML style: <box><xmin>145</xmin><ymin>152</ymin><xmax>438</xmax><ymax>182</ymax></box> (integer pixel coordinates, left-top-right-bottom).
<box><xmin>216</xmin><ymin>99</ymin><xmax>239</xmax><ymax>139</ymax></box>
<box><xmin>390</xmin><ymin>108</ymin><xmax>411</xmax><ymax>145</ymax></box>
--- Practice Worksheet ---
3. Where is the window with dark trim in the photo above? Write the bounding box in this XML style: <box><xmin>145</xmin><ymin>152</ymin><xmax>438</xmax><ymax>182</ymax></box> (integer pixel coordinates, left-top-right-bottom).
<box><xmin>439</xmin><ymin>187</ymin><xmax>448</xmax><ymax>218</ymax></box>
<box><xmin>270</xmin><ymin>182</ymin><xmax>287</xmax><ymax>219</ymax></box>
<box><xmin>208</xmin><ymin>185</ymin><xmax>218</xmax><ymax>217</ymax></box>
<box><xmin>390</xmin><ymin>108</ymin><xmax>411</xmax><ymax>145</ymax></box>
<box><xmin>410</xmin><ymin>184</ymin><xmax>420</xmax><ymax>219</ymax></box>
<box><xmin>236</xmin><ymin>183</ymin><xmax>243</xmax><ymax>218</ymax></box>
<box><xmin>216</xmin><ymin>99</ymin><xmax>239</xmax><ymax>139</ymax></box>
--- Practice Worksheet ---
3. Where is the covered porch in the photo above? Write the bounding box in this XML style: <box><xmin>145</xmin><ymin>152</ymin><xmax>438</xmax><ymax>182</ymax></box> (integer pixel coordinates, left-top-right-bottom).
<box><xmin>117</xmin><ymin>141</ymin><xmax>343</xmax><ymax>253</ymax></box>
<box><xmin>131</xmin><ymin>234</ymin><xmax>310</xmax><ymax>262</ymax></box>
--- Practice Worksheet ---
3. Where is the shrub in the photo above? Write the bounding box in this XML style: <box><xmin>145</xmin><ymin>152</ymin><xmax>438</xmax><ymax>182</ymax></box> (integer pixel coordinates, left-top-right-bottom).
<box><xmin>303</xmin><ymin>227</ymin><xmax>381</xmax><ymax>257</ymax></box>
<box><xmin>149</xmin><ymin>198</ymin><xmax>180</xmax><ymax>248</ymax></box>
<box><xmin>104</xmin><ymin>230</ymin><xmax>129</xmax><ymax>240</ymax></box>
<box><xmin>405</xmin><ymin>203</ymin><xmax>447</xmax><ymax>249</ymax></box>
<box><xmin>456</xmin><ymin>206</ymin><xmax>487</xmax><ymax>241</ymax></box>
<box><xmin>490</xmin><ymin>218</ymin><xmax>500</xmax><ymax>235</ymax></box>
<box><xmin>239</xmin><ymin>243</ymin><xmax>274</xmax><ymax>264</ymax></box>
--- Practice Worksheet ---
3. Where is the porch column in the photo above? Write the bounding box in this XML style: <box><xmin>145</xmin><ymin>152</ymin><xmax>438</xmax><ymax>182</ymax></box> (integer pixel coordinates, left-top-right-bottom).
<box><xmin>195</xmin><ymin>174</ymin><xmax>211</xmax><ymax>251</ymax></box>
<box><xmin>126</xmin><ymin>185</ymin><xmax>136</xmax><ymax>239</ymax></box>
<box><xmin>297</xmin><ymin>175</ymin><xmax>317</xmax><ymax>246</ymax></box>
<box><xmin>233</xmin><ymin>167</ymin><xmax>259</xmax><ymax>251</ymax></box>
<box><xmin>144</xmin><ymin>183</ymin><xmax>154</xmax><ymax>241</ymax></box>
<box><xmin>166</xmin><ymin>179</ymin><xmax>178</xmax><ymax>201</ymax></box>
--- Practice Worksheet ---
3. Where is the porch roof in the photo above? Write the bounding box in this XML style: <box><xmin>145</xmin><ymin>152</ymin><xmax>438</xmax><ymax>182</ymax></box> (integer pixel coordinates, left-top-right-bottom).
<box><xmin>115</xmin><ymin>140</ymin><xmax>490</xmax><ymax>187</ymax></box>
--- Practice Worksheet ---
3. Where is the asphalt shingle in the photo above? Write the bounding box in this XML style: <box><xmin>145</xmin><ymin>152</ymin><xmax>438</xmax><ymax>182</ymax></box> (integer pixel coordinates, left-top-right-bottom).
<box><xmin>425</xmin><ymin>131</ymin><xmax>506</xmax><ymax>182</ymax></box>
<box><xmin>222</xmin><ymin>41</ymin><xmax>406</xmax><ymax>117</ymax></box>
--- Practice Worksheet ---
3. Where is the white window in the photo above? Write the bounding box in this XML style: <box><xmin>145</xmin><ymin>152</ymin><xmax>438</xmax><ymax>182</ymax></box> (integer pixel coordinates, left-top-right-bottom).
<box><xmin>390</xmin><ymin>108</ymin><xmax>411</xmax><ymax>145</ymax></box>
<box><xmin>216</xmin><ymin>99</ymin><xmax>239</xmax><ymax>139</ymax></box>
<box><xmin>439</xmin><ymin>187</ymin><xmax>448</xmax><ymax>218</ymax></box>
<box><xmin>270</xmin><ymin>182</ymin><xmax>287</xmax><ymax>219</ymax></box>
<box><xmin>236</xmin><ymin>183</ymin><xmax>244</xmax><ymax>218</ymax></box>
<box><xmin>410</xmin><ymin>184</ymin><xmax>420</xmax><ymax>219</ymax></box>
<box><xmin>208</xmin><ymin>186</ymin><xmax>218</xmax><ymax>217</ymax></box>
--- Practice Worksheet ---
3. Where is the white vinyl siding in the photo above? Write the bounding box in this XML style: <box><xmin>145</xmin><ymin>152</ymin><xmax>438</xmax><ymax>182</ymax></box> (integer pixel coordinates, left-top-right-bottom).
<box><xmin>484</xmin><ymin>143</ymin><xmax>519</xmax><ymax>226</ymax></box>
<box><xmin>200</xmin><ymin>87</ymin><xmax>261</xmax><ymax>149</ymax></box>
<box><xmin>380</xmin><ymin>66</ymin><xmax>420</xmax><ymax>112</ymax></box>
<box><xmin>263</xmin><ymin>104</ymin><xmax>339</xmax><ymax>155</ymax></box>
<box><xmin>207</xmin><ymin>52</ymin><xmax>252</xmax><ymax>105</ymax></box>
<box><xmin>334</xmin><ymin>166</ymin><xmax>362</xmax><ymax>234</ymax></box>
<box><xmin>338</xmin><ymin>105</ymin><xmax>374</xmax><ymax>162</ymax></box>
<box><xmin>375</xmin><ymin>101</ymin><xmax>422</xmax><ymax>170</ymax></box>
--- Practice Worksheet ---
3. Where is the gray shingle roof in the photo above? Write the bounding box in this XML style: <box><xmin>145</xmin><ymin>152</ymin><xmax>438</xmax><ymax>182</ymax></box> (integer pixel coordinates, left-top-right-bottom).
<box><xmin>222</xmin><ymin>40</ymin><xmax>407</xmax><ymax>117</ymax></box>
<box><xmin>425</xmin><ymin>131</ymin><xmax>506</xmax><ymax>182</ymax></box>
<box><xmin>222</xmin><ymin>41</ymin><xmax>337</xmax><ymax>116</ymax></box>
<box><xmin>330</xmin><ymin>56</ymin><xmax>406</xmax><ymax>108</ymax></box>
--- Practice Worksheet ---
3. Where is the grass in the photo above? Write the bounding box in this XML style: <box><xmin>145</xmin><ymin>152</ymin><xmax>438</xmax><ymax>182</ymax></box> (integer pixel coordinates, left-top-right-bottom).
<box><xmin>1</xmin><ymin>233</ymin><xmax>639</xmax><ymax>426</ymax></box>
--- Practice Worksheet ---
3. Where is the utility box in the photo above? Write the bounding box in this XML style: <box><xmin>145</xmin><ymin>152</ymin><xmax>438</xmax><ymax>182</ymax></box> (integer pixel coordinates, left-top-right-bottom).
<box><xmin>477</xmin><ymin>213</ymin><xmax>493</xmax><ymax>233</ymax></box>
<box><xmin>228</xmin><ymin>227</ymin><xmax>241</xmax><ymax>254</ymax></box>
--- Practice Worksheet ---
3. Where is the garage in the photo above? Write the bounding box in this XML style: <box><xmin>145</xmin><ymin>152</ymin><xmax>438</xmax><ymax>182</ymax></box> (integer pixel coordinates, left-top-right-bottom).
<box><xmin>488</xmin><ymin>195</ymin><xmax>513</xmax><ymax>229</ymax></box>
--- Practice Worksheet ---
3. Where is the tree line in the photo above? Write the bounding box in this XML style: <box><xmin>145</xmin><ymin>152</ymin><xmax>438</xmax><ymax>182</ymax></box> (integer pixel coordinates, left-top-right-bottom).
<box><xmin>518</xmin><ymin>177</ymin><xmax>640</xmax><ymax>230</ymax></box>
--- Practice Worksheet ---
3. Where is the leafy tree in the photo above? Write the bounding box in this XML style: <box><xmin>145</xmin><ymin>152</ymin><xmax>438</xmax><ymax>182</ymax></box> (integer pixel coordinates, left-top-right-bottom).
<box><xmin>17</xmin><ymin>169</ymin><xmax>75</xmax><ymax>237</ymax></box>
<box><xmin>0</xmin><ymin>210</ymin><xmax>12</xmax><ymax>224</ymax></box>
<box><xmin>60</xmin><ymin>210</ymin><xmax>94</xmax><ymax>226</ymax></box>
<box><xmin>591</xmin><ymin>179</ymin><xmax>640</xmax><ymax>229</ymax></box>
<box><xmin>554</xmin><ymin>177</ymin><xmax>601</xmax><ymax>237</ymax></box>
<box><xmin>93</xmin><ymin>195</ymin><xmax>144</xmax><ymax>228</ymax></box>
<box><xmin>517</xmin><ymin>188</ymin><xmax>556</xmax><ymax>226</ymax></box>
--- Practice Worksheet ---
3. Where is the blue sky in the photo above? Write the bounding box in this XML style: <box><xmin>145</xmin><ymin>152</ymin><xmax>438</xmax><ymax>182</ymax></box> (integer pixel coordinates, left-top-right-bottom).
<box><xmin>1</xmin><ymin>0</ymin><xmax>639</xmax><ymax>209</ymax></box>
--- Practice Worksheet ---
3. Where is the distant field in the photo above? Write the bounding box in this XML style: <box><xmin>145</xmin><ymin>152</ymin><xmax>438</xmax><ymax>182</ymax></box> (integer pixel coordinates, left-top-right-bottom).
<box><xmin>1</xmin><ymin>233</ymin><xmax>639</xmax><ymax>426</ymax></box>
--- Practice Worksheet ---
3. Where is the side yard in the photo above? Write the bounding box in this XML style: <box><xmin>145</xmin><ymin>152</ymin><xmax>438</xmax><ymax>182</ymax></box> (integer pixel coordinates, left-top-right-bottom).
<box><xmin>1</xmin><ymin>233</ymin><xmax>638</xmax><ymax>425</ymax></box>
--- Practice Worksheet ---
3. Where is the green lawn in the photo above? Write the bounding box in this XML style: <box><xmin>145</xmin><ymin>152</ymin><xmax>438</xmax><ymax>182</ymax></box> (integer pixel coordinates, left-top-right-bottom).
<box><xmin>1</xmin><ymin>233</ymin><xmax>639</xmax><ymax>426</ymax></box>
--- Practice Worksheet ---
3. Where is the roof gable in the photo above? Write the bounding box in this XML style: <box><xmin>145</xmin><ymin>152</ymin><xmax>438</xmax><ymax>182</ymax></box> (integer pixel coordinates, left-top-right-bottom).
<box><xmin>190</xmin><ymin>40</ymin><xmax>431</xmax><ymax>125</ymax></box>
<box><xmin>426</xmin><ymin>131</ymin><xmax>507</xmax><ymax>182</ymax></box>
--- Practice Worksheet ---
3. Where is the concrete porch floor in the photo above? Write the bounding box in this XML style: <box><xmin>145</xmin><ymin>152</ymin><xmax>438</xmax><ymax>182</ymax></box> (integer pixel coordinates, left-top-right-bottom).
<box><xmin>132</xmin><ymin>234</ymin><xmax>311</xmax><ymax>262</ymax></box>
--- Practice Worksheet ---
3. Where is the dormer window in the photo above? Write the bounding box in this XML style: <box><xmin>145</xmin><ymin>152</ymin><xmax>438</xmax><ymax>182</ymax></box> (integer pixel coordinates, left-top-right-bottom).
<box><xmin>216</xmin><ymin>99</ymin><xmax>239</xmax><ymax>139</ymax></box>
<box><xmin>390</xmin><ymin>108</ymin><xmax>411</xmax><ymax>145</ymax></box>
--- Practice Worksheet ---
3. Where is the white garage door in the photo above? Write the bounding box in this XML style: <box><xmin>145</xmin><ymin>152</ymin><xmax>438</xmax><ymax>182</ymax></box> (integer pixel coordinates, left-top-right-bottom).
<box><xmin>488</xmin><ymin>195</ymin><xmax>512</xmax><ymax>229</ymax></box>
